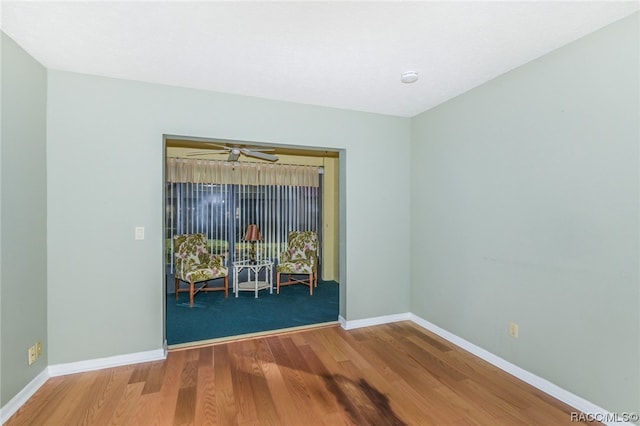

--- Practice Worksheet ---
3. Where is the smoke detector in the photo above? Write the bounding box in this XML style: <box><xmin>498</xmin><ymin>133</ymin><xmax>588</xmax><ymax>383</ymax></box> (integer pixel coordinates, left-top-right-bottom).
<box><xmin>401</xmin><ymin>71</ymin><xmax>419</xmax><ymax>84</ymax></box>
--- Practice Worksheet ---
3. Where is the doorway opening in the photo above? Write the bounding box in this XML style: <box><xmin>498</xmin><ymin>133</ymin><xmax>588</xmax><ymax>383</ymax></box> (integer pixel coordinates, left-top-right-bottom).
<box><xmin>163</xmin><ymin>136</ymin><xmax>340</xmax><ymax>348</ymax></box>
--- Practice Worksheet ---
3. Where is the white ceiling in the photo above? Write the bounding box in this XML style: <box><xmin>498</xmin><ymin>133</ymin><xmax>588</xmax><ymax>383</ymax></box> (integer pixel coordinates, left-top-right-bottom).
<box><xmin>2</xmin><ymin>1</ymin><xmax>638</xmax><ymax>117</ymax></box>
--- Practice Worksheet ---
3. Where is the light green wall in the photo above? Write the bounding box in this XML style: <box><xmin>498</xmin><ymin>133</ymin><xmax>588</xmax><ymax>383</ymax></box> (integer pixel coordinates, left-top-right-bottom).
<box><xmin>0</xmin><ymin>33</ymin><xmax>48</xmax><ymax>405</ymax></box>
<box><xmin>5</xmin><ymin>11</ymin><xmax>637</xmax><ymax>417</ymax></box>
<box><xmin>46</xmin><ymin>71</ymin><xmax>411</xmax><ymax>364</ymax></box>
<box><xmin>410</xmin><ymin>12</ymin><xmax>639</xmax><ymax>416</ymax></box>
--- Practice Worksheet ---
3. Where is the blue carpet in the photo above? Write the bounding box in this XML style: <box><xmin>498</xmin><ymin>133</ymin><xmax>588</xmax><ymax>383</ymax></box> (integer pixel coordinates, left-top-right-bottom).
<box><xmin>166</xmin><ymin>280</ymin><xmax>339</xmax><ymax>345</ymax></box>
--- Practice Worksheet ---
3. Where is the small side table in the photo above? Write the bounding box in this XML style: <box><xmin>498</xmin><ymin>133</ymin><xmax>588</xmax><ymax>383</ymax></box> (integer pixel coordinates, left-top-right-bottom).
<box><xmin>233</xmin><ymin>259</ymin><xmax>274</xmax><ymax>298</ymax></box>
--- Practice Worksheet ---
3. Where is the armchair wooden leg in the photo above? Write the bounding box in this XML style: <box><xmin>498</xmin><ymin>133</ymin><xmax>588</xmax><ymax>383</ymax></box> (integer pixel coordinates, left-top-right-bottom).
<box><xmin>189</xmin><ymin>281</ymin><xmax>195</xmax><ymax>307</ymax></box>
<box><xmin>224</xmin><ymin>276</ymin><xmax>229</xmax><ymax>298</ymax></box>
<box><xmin>309</xmin><ymin>273</ymin><xmax>313</xmax><ymax>295</ymax></box>
<box><xmin>276</xmin><ymin>272</ymin><xmax>281</xmax><ymax>294</ymax></box>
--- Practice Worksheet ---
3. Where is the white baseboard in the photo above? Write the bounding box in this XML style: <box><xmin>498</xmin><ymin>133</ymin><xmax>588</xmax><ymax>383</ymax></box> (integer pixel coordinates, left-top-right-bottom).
<box><xmin>2</xmin><ymin>347</ymin><xmax>167</xmax><ymax>424</ymax></box>
<box><xmin>338</xmin><ymin>311</ymin><xmax>631</xmax><ymax>425</ymax></box>
<box><xmin>2</xmin><ymin>320</ymin><xmax>631</xmax><ymax>426</ymax></box>
<box><xmin>338</xmin><ymin>312</ymin><xmax>410</xmax><ymax>330</ymax></box>
<box><xmin>408</xmin><ymin>313</ymin><xmax>633</xmax><ymax>426</ymax></box>
<box><xmin>1</xmin><ymin>367</ymin><xmax>50</xmax><ymax>424</ymax></box>
<box><xmin>48</xmin><ymin>348</ymin><xmax>167</xmax><ymax>377</ymax></box>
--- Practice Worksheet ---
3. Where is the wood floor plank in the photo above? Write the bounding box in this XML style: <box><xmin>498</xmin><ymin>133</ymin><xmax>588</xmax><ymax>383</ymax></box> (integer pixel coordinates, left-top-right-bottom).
<box><xmin>6</xmin><ymin>380</ymin><xmax>54</xmax><ymax>424</ymax></box>
<box><xmin>127</xmin><ymin>392</ymin><xmax>163</xmax><ymax>426</ymax></box>
<box><xmin>405</xmin><ymin>328</ymin><xmax>547</xmax><ymax>413</ymax></box>
<box><xmin>303</xmin><ymin>332</ymin><xmax>414</xmax><ymax>424</ymax></box>
<box><xmin>238</xmin><ymin>339</ymin><xmax>280</xmax><ymax>426</ymax></box>
<box><xmin>173</xmin><ymin>386</ymin><xmax>197</xmax><ymax>425</ymax></box>
<box><xmin>194</xmin><ymin>348</ymin><xmax>217</xmax><ymax>426</ymax></box>
<box><xmin>458</xmin><ymin>377</ymin><xmax>530</xmax><ymax>420</ymax></box>
<box><xmin>255</xmin><ymin>338</ymin><xmax>312</xmax><ymax>425</ymax></box>
<box><xmin>401</xmin><ymin>321</ymin><xmax>455</xmax><ymax>352</ymax></box>
<box><xmin>398</xmin><ymin>334</ymin><xmax>467</xmax><ymax>385</ymax></box>
<box><xmin>430</xmin><ymin>383</ymin><xmax>506</xmax><ymax>425</ymax></box>
<box><xmin>336</xmin><ymin>327</ymin><xmax>406</xmax><ymax>383</ymax></box>
<box><xmin>198</xmin><ymin>346</ymin><xmax>213</xmax><ymax>367</ymax></box>
<box><xmin>40</xmin><ymin>370</ymin><xmax>105</xmax><ymax>426</ymax></box>
<box><xmin>357</xmin><ymin>363</ymin><xmax>453</xmax><ymax>425</ymax></box>
<box><xmin>141</xmin><ymin>360</ymin><xmax>167</xmax><ymax>395</ymax></box>
<box><xmin>295</xmin><ymin>344</ymin><xmax>347</xmax><ymax>417</ymax></box>
<box><xmin>444</xmin><ymin>350</ymin><xmax>541</xmax><ymax>410</ymax></box>
<box><xmin>319</xmin><ymin>410</ymin><xmax>354</xmax><ymax>426</ymax></box>
<box><xmin>358</xmin><ymin>328</ymin><xmax>445</xmax><ymax>392</ymax></box>
<box><xmin>179</xmin><ymin>359</ymin><xmax>199</xmax><ymax>390</ymax></box>
<box><xmin>6</xmin><ymin>375</ymin><xmax>77</xmax><ymax>426</ymax></box>
<box><xmin>129</xmin><ymin>362</ymin><xmax>151</xmax><ymax>384</ymax></box>
<box><xmin>106</xmin><ymin>382</ymin><xmax>144</xmax><ymax>426</ymax></box>
<box><xmin>5</xmin><ymin>323</ymin><xmax>602</xmax><ymax>426</ymax></box>
<box><xmin>264</xmin><ymin>335</ymin><xmax>328</xmax><ymax>423</ymax></box>
<box><xmin>309</xmin><ymin>327</ymin><xmax>353</xmax><ymax>363</ymax></box>
<box><xmin>315</xmin><ymin>327</ymin><xmax>375</xmax><ymax>373</ymax></box>
<box><xmin>228</xmin><ymin>341</ymin><xmax>260</xmax><ymax>424</ymax></box>
<box><xmin>79</xmin><ymin>367</ymin><xmax>137</xmax><ymax>426</ymax></box>
<box><xmin>213</xmin><ymin>343</ymin><xmax>237</xmax><ymax>425</ymax></box>
<box><xmin>149</xmin><ymin>350</ymin><xmax>185</xmax><ymax>425</ymax></box>
<box><xmin>71</xmin><ymin>369</ymin><xmax>126</xmax><ymax>426</ymax></box>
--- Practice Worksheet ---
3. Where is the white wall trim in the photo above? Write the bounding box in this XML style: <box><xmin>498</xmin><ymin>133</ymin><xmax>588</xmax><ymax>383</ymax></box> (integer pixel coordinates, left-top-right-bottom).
<box><xmin>48</xmin><ymin>348</ymin><xmax>167</xmax><ymax>377</ymax></box>
<box><xmin>1</xmin><ymin>367</ymin><xmax>50</xmax><ymax>424</ymax></box>
<box><xmin>338</xmin><ymin>312</ymin><xmax>410</xmax><ymax>330</ymax></box>
<box><xmin>408</xmin><ymin>313</ymin><xmax>633</xmax><ymax>426</ymax></box>
<box><xmin>2</xmin><ymin>321</ymin><xmax>630</xmax><ymax>425</ymax></box>
<box><xmin>2</xmin><ymin>348</ymin><xmax>167</xmax><ymax>424</ymax></box>
<box><xmin>338</xmin><ymin>314</ymin><xmax>347</xmax><ymax>329</ymax></box>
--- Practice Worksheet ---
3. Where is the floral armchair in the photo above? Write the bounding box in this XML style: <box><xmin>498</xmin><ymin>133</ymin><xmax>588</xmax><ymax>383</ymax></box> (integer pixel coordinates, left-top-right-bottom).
<box><xmin>174</xmin><ymin>233</ymin><xmax>229</xmax><ymax>307</ymax></box>
<box><xmin>276</xmin><ymin>231</ymin><xmax>318</xmax><ymax>295</ymax></box>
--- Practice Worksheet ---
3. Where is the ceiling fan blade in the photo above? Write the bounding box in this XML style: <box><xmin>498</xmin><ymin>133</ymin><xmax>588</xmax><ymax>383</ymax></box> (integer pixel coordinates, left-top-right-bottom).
<box><xmin>227</xmin><ymin>151</ymin><xmax>240</xmax><ymax>162</ymax></box>
<box><xmin>203</xmin><ymin>143</ymin><xmax>231</xmax><ymax>151</ymax></box>
<box><xmin>241</xmin><ymin>149</ymin><xmax>279</xmax><ymax>162</ymax></box>
<box><xmin>243</xmin><ymin>148</ymin><xmax>275</xmax><ymax>152</ymax></box>
<box><xmin>186</xmin><ymin>150</ymin><xmax>226</xmax><ymax>156</ymax></box>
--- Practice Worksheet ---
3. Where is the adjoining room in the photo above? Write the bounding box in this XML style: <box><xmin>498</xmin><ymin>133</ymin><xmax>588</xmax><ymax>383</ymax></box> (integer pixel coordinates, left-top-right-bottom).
<box><xmin>164</xmin><ymin>138</ymin><xmax>341</xmax><ymax>346</ymax></box>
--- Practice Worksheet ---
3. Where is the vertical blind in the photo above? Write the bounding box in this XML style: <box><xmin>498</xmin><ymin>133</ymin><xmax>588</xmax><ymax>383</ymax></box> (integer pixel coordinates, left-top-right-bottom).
<box><xmin>165</xmin><ymin>158</ymin><xmax>321</xmax><ymax>271</ymax></box>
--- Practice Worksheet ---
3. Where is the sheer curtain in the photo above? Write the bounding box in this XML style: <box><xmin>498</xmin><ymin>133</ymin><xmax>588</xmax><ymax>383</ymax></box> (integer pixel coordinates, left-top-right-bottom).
<box><xmin>165</xmin><ymin>158</ymin><xmax>321</xmax><ymax>271</ymax></box>
<box><xmin>166</xmin><ymin>158</ymin><xmax>319</xmax><ymax>186</ymax></box>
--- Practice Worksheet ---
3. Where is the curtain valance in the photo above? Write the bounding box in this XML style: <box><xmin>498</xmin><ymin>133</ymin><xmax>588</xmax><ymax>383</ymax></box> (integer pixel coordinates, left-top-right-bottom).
<box><xmin>166</xmin><ymin>157</ymin><xmax>320</xmax><ymax>187</ymax></box>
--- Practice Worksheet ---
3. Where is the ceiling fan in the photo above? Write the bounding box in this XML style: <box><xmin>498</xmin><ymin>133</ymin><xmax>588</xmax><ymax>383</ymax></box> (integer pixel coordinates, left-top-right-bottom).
<box><xmin>186</xmin><ymin>143</ymin><xmax>279</xmax><ymax>162</ymax></box>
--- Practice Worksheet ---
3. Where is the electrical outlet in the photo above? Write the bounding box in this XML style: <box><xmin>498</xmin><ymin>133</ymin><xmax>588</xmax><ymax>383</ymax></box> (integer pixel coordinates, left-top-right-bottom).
<box><xmin>509</xmin><ymin>322</ymin><xmax>519</xmax><ymax>339</ymax></box>
<box><xmin>28</xmin><ymin>345</ymin><xmax>37</xmax><ymax>365</ymax></box>
<box><xmin>36</xmin><ymin>341</ymin><xmax>42</xmax><ymax>358</ymax></box>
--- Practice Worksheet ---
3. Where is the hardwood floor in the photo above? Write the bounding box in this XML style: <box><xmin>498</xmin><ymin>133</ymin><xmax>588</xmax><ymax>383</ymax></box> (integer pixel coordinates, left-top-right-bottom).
<box><xmin>6</xmin><ymin>322</ymin><xmax>599</xmax><ymax>425</ymax></box>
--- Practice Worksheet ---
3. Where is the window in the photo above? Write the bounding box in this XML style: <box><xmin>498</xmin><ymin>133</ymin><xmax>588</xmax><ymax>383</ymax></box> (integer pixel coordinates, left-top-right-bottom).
<box><xmin>165</xmin><ymin>159</ymin><xmax>321</xmax><ymax>273</ymax></box>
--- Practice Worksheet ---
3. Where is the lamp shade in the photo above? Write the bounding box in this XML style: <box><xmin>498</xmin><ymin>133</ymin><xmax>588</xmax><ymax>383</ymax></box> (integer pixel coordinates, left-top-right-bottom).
<box><xmin>243</xmin><ymin>224</ymin><xmax>262</xmax><ymax>242</ymax></box>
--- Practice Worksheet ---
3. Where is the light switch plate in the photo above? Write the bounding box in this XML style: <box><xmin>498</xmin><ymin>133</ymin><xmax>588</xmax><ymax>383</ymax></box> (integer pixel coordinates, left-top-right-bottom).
<box><xmin>135</xmin><ymin>227</ymin><xmax>145</xmax><ymax>240</ymax></box>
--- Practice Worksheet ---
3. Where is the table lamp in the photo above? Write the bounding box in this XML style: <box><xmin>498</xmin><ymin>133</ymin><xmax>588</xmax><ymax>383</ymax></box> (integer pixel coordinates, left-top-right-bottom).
<box><xmin>243</xmin><ymin>224</ymin><xmax>262</xmax><ymax>263</ymax></box>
